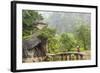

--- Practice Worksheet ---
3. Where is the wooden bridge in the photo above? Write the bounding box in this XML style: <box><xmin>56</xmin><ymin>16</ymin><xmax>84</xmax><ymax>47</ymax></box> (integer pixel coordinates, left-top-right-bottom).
<box><xmin>46</xmin><ymin>52</ymin><xmax>85</xmax><ymax>61</ymax></box>
<box><xmin>23</xmin><ymin>51</ymin><xmax>90</xmax><ymax>63</ymax></box>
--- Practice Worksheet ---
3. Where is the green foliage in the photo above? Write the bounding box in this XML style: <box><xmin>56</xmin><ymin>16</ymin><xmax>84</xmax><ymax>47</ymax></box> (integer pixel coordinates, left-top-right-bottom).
<box><xmin>48</xmin><ymin>35</ymin><xmax>61</xmax><ymax>53</ymax></box>
<box><xmin>75</xmin><ymin>24</ymin><xmax>91</xmax><ymax>50</ymax></box>
<box><xmin>71</xmin><ymin>47</ymin><xmax>85</xmax><ymax>52</ymax></box>
<box><xmin>38</xmin><ymin>27</ymin><xmax>60</xmax><ymax>54</ymax></box>
<box><xmin>38</xmin><ymin>27</ymin><xmax>56</xmax><ymax>40</ymax></box>
<box><xmin>60</xmin><ymin>33</ymin><xmax>76</xmax><ymax>52</ymax></box>
<box><xmin>48</xmin><ymin>37</ymin><xmax>58</xmax><ymax>53</ymax></box>
<box><xmin>37</xmin><ymin>26</ymin><xmax>90</xmax><ymax>53</ymax></box>
<box><xmin>22</xmin><ymin>10</ymin><xmax>43</xmax><ymax>37</ymax></box>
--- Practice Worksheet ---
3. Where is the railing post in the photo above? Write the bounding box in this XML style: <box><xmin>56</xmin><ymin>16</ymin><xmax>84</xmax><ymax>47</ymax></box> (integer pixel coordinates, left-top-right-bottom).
<box><xmin>65</xmin><ymin>54</ymin><xmax>68</xmax><ymax>60</ymax></box>
<box><xmin>71</xmin><ymin>54</ymin><xmax>75</xmax><ymax>60</ymax></box>
<box><xmin>69</xmin><ymin>54</ymin><xmax>72</xmax><ymax>60</ymax></box>
<box><xmin>61</xmin><ymin>54</ymin><xmax>63</xmax><ymax>60</ymax></box>
<box><xmin>76</xmin><ymin>54</ymin><xmax>79</xmax><ymax>60</ymax></box>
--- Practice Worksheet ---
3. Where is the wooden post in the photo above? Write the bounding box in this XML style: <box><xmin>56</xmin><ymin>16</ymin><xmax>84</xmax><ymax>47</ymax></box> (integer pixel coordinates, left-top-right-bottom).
<box><xmin>61</xmin><ymin>54</ymin><xmax>63</xmax><ymax>60</ymax></box>
<box><xmin>71</xmin><ymin>54</ymin><xmax>75</xmax><ymax>60</ymax></box>
<box><xmin>65</xmin><ymin>55</ymin><xmax>68</xmax><ymax>60</ymax></box>
<box><xmin>76</xmin><ymin>54</ymin><xmax>79</xmax><ymax>60</ymax></box>
<box><xmin>69</xmin><ymin>54</ymin><xmax>72</xmax><ymax>60</ymax></box>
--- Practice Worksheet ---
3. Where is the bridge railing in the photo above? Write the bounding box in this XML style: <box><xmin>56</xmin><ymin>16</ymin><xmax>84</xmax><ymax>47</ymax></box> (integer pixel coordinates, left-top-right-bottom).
<box><xmin>46</xmin><ymin>52</ymin><xmax>85</xmax><ymax>61</ymax></box>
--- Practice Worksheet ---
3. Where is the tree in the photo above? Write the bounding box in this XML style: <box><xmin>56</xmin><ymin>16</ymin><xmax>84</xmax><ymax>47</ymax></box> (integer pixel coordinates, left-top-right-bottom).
<box><xmin>48</xmin><ymin>35</ymin><xmax>61</xmax><ymax>53</ymax></box>
<box><xmin>38</xmin><ymin>27</ymin><xmax>56</xmax><ymax>40</ymax></box>
<box><xmin>22</xmin><ymin>10</ymin><xmax>43</xmax><ymax>37</ymax></box>
<box><xmin>75</xmin><ymin>24</ymin><xmax>91</xmax><ymax>50</ymax></box>
<box><xmin>38</xmin><ymin>27</ymin><xmax>57</xmax><ymax>53</ymax></box>
<box><xmin>60</xmin><ymin>33</ymin><xmax>76</xmax><ymax>52</ymax></box>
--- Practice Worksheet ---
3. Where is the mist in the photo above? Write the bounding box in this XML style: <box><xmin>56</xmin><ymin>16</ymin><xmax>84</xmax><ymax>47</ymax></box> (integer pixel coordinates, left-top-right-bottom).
<box><xmin>38</xmin><ymin>11</ymin><xmax>91</xmax><ymax>34</ymax></box>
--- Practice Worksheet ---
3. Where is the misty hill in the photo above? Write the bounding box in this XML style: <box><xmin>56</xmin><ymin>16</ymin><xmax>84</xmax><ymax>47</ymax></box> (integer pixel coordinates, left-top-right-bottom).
<box><xmin>39</xmin><ymin>11</ymin><xmax>91</xmax><ymax>34</ymax></box>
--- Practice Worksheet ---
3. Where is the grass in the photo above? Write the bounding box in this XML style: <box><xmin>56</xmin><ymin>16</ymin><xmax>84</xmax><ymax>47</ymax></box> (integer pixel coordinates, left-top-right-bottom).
<box><xmin>70</xmin><ymin>47</ymin><xmax>86</xmax><ymax>52</ymax></box>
